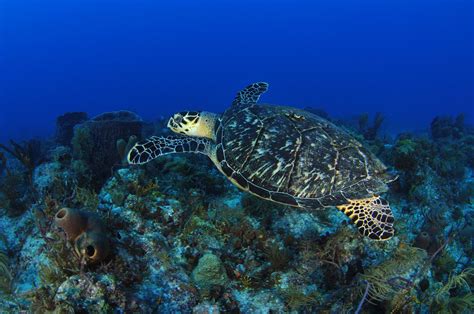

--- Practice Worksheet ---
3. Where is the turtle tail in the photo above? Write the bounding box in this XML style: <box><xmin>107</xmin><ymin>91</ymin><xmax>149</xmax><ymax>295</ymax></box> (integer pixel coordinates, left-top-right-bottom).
<box><xmin>127</xmin><ymin>136</ymin><xmax>211</xmax><ymax>165</ymax></box>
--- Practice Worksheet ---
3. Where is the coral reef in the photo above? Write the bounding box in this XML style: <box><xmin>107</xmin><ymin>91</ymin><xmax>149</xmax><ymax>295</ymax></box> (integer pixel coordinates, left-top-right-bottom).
<box><xmin>54</xmin><ymin>208</ymin><xmax>89</xmax><ymax>240</ymax></box>
<box><xmin>116</xmin><ymin>135</ymin><xmax>138</xmax><ymax>165</ymax></box>
<box><xmin>191</xmin><ymin>253</ymin><xmax>229</xmax><ymax>291</ymax></box>
<box><xmin>0</xmin><ymin>139</ymin><xmax>44</xmax><ymax>182</ymax></box>
<box><xmin>0</xmin><ymin>110</ymin><xmax>473</xmax><ymax>313</ymax></box>
<box><xmin>0</xmin><ymin>250</ymin><xmax>12</xmax><ymax>294</ymax></box>
<box><xmin>0</xmin><ymin>170</ymin><xmax>31</xmax><ymax>217</ymax></box>
<box><xmin>431</xmin><ymin>113</ymin><xmax>466</xmax><ymax>140</ymax></box>
<box><xmin>56</xmin><ymin>112</ymin><xmax>89</xmax><ymax>146</ymax></box>
<box><xmin>72</xmin><ymin>110</ymin><xmax>143</xmax><ymax>189</ymax></box>
<box><xmin>358</xmin><ymin>112</ymin><xmax>385</xmax><ymax>140</ymax></box>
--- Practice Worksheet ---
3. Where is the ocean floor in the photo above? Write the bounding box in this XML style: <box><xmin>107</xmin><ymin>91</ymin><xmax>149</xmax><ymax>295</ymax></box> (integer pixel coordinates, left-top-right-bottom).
<box><xmin>0</xmin><ymin>110</ymin><xmax>473</xmax><ymax>313</ymax></box>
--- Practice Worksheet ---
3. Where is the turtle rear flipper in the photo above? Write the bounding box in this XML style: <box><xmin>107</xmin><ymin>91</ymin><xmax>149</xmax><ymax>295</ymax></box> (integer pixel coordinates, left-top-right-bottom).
<box><xmin>127</xmin><ymin>136</ymin><xmax>212</xmax><ymax>165</ymax></box>
<box><xmin>337</xmin><ymin>196</ymin><xmax>394</xmax><ymax>241</ymax></box>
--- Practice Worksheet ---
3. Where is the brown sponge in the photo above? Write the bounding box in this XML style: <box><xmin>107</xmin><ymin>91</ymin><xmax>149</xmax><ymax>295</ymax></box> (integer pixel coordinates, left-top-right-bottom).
<box><xmin>54</xmin><ymin>208</ymin><xmax>88</xmax><ymax>241</ymax></box>
<box><xmin>74</xmin><ymin>231</ymin><xmax>112</xmax><ymax>264</ymax></box>
<box><xmin>55</xmin><ymin>208</ymin><xmax>112</xmax><ymax>263</ymax></box>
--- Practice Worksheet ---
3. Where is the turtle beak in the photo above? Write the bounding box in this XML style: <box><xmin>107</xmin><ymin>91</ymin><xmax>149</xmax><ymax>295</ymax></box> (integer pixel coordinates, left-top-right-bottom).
<box><xmin>166</xmin><ymin>117</ymin><xmax>173</xmax><ymax>129</ymax></box>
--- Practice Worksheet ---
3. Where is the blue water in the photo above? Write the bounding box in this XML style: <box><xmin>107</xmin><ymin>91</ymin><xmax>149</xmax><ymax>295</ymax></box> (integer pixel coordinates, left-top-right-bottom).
<box><xmin>1</xmin><ymin>0</ymin><xmax>472</xmax><ymax>143</ymax></box>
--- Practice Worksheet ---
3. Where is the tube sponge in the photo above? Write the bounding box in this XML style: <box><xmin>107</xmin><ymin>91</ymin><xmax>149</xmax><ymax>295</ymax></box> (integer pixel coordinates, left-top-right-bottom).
<box><xmin>74</xmin><ymin>231</ymin><xmax>111</xmax><ymax>264</ymax></box>
<box><xmin>54</xmin><ymin>207</ymin><xmax>112</xmax><ymax>263</ymax></box>
<box><xmin>413</xmin><ymin>231</ymin><xmax>431</xmax><ymax>251</ymax></box>
<box><xmin>54</xmin><ymin>208</ymin><xmax>88</xmax><ymax>241</ymax></box>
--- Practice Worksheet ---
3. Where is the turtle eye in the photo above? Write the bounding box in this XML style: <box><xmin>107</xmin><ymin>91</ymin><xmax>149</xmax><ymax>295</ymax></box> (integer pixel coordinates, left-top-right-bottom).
<box><xmin>174</xmin><ymin>115</ymin><xmax>183</xmax><ymax>124</ymax></box>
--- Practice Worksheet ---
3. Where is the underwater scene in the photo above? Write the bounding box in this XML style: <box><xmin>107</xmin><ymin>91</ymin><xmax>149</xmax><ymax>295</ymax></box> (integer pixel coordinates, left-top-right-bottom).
<box><xmin>1</xmin><ymin>1</ymin><xmax>473</xmax><ymax>313</ymax></box>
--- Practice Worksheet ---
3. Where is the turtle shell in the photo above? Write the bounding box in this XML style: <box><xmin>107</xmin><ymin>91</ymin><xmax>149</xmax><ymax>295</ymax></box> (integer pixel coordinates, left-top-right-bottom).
<box><xmin>214</xmin><ymin>104</ymin><xmax>393</xmax><ymax>208</ymax></box>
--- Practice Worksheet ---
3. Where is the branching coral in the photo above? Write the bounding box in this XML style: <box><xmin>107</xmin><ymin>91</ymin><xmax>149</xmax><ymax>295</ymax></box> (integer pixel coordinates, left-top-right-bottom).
<box><xmin>0</xmin><ymin>152</ymin><xmax>8</xmax><ymax>176</ymax></box>
<box><xmin>279</xmin><ymin>285</ymin><xmax>321</xmax><ymax>310</ymax></box>
<box><xmin>239</xmin><ymin>274</ymin><xmax>254</xmax><ymax>290</ymax></box>
<box><xmin>26</xmin><ymin>286</ymin><xmax>62</xmax><ymax>312</ymax></box>
<box><xmin>27</xmin><ymin>233</ymin><xmax>82</xmax><ymax>313</ymax></box>
<box><xmin>73</xmin><ymin>187</ymin><xmax>99</xmax><ymax>211</ymax></box>
<box><xmin>0</xmin><ymin>250</ymin><xmax>12</xmax><ymax>294</ymax></box>
<box><xmin>430</xmin><ymin>114</ymin><xmax>466</xmax><ymax>140</ymax></box>
<box><xmin>0</xmin><ymin>170</ymin><xmax>31</xmax><ymax>217</ymax></box>
<box><xmin>304</xmin><ymin>226</ymin><xmax>358</xmax><ymax>275</ymax></box>
<box><xmin>358</xmin><ymin>112</ymin><xmax>385</xmax><ymax>140</ymax></box>
<box><xmin>0</xmin><ymin>139</ymin><xmax>43</xmax><ymax>182</ymax></box>
<box><xmin>440</xmin><ymin>294</ymin><xmax>474</xmax><ymax>313</ymax></box>
<box><xmin>359</xmin><ymin>244</ymin><xmax>427</xmax><ymax>302</ymax></box>
<box><xmin>264</xmin><ymin>242</ymin><xmax>291</xmax><ymax>272</ymax></box>
<box><xmin>393</xmin><ymin>139</ymin><xmax>419</xmax><ymax>171</ymax></box>
<box><xmin>38</xmin><ymin>237</ymin><xmax>81</xmax><ymax>287</ymax></box>
<box><xmin>128</xmin><ymin>180</ymin><xmax>161</xmax><ymax>198</ymax></box>
<box><xmin>435</xmin><ymin>268</ymin><xmax>474</xmax><ymax>302</ymax></box>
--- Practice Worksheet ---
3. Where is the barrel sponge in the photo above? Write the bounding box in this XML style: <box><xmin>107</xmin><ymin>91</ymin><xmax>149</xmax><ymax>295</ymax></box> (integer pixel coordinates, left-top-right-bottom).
<box><xmin>54</xmin><ymin>208</ymin><xmax>88</xmax><ymax>241</ymax></box>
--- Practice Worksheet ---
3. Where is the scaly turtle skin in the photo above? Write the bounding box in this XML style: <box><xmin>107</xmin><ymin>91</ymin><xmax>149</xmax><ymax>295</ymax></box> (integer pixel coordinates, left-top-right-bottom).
<box><xmin>128</xmin><ymin>83</ymin><xmax>396</xmax><ymax>240</ymax></box>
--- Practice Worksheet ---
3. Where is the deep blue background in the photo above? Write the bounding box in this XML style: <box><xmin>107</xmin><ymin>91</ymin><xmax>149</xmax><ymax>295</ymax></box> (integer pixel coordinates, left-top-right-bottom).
<box><xmin>1</xmin><ymin>0</ymin><xmax>472</xmax><ymax>143</ymax></box>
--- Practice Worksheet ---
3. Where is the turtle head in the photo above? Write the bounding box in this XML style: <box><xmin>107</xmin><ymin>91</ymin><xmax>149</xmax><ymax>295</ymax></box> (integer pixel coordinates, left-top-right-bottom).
<box><xmin>167</xmin><ymin>111</ymin><xmax>218</xmax><ymax>140</ymax></box>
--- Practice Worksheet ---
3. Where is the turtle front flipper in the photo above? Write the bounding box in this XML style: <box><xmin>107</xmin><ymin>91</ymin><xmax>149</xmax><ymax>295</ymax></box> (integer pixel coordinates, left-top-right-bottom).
<box><xmin>232</xmin><ymin>82</ymin><xmax>269</xmax><ymax>108</ymax></box>
<box><xmin>127</xmin><ymin>136</ymin><xmax>212</xmax><ymax>165</ymax></box>
<box><xmin>337</xmin><ymin>196</ymin><xmax>395</xmax><ymax>241</ymax></box>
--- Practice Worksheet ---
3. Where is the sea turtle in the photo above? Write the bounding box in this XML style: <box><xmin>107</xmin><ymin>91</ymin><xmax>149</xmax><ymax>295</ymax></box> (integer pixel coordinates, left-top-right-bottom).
<box><xmin>127</xmin><ymin>83</ymin><xmax>396</xmax><ymax>240</ymax></box>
